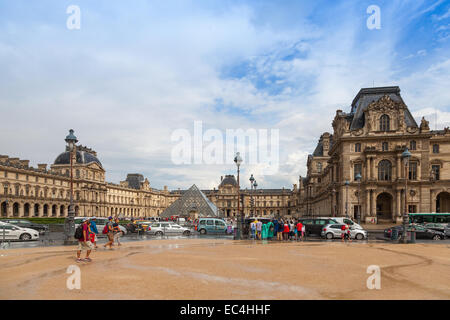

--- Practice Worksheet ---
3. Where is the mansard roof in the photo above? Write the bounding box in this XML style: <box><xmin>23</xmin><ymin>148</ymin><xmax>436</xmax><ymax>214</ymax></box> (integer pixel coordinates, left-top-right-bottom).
<box><xmin>349</xmin><ymin>86</ymin><xmax>418</xmax><ymax>130</ymax></box>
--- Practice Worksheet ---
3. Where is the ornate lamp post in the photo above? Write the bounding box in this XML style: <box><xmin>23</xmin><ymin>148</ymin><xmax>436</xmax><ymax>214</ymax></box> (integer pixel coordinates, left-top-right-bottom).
<box><xmin>253</xmin><ymin>180</ymin><xmax>257</xmax><ymax>216</ymax></box>
<box><xmin>355</xmin><ymin>173</ymin><xmax>362</xmax><ymax>224</ymax></box>
<box><xmin>345</xmin><ymin>180</ymin><xmax>350</xmax><ymax>218</ymax></box>
<box><xmin>249</xmin><ymin>174</ymin><xmax>255</xmax><ymax>216</ymax></box>
<box><xmin>402</xmin><ymin>148</ymin><xmax>412</xmax><ymax>244</ymax></box>
<box><xmin>64</xmin><ymin>129</ymin><xmax>78</xmax><ymax>245</ymax></box>
<box><xmin>234</xmin><ymin>152</ymin><xmax>243</xmax><ymax>240</ymax></box>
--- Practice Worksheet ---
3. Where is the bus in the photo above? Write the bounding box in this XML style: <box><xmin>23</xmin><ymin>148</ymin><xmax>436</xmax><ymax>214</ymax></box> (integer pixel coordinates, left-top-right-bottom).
<box><xmin>409</xmin><ymin>213</ymin><xmax>450</xmax><ymax>225</ymax></box>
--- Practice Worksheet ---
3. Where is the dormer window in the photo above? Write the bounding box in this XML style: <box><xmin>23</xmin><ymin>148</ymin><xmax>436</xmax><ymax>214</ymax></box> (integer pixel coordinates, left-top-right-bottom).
<box><xmin>380</xmin><ymin>114</ymin><xmax>390</xmax><ymax>131</ymax></box>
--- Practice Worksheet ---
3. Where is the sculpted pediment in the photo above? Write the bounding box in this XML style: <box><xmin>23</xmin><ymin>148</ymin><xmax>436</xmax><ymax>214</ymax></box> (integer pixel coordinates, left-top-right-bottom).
<box><xmin>366</xmin><ymin>95</ymin><xmax>404</xmax><ymax>112</ymax></box>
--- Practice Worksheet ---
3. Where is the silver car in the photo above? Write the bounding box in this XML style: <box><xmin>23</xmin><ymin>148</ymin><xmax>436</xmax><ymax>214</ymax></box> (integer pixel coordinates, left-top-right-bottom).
<box><xmin>321</xmin><ymin>224</ymin><xmax>368</xmax><ymax>240</ymax></box>
<box><xmin>148</xmin><ymin>222</ymin><xmax>191</xmax><ymax>236</ymax></box>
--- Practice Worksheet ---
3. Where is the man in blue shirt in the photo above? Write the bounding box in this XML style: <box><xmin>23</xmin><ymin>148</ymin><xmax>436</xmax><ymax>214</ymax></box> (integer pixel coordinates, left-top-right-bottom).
<box><xmin>89</xmin><ymin>217</ymin><xmax>99</xmax><ymax>249</ymax></box>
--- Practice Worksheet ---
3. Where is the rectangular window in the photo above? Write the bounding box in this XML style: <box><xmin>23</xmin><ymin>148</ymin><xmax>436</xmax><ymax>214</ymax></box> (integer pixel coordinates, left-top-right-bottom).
<box><xmin>354</xmin><ymin>163</ymin><xmax>362</xmax><ymax>180</ymax></box>
<box><xmin>409</xmin><ymin>162</ymin><xmax>417</xmax><ymax>180</ymax></box>
<box><xmin>408</xmin><ymin>205</ymin><xmax>417</xmax><ymax>213</ymax></box>
<box><xmin>355</xmin><ymin>143</ymin><xmax>361</xmax><ymax>152</ymax></box>
<box><xmin>433</xmin><ymin>144</ymin><xmax>439</xmax><ymax>154</ymax></box>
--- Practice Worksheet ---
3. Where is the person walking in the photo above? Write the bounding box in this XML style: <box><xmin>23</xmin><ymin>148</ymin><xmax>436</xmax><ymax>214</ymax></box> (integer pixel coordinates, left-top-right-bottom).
<box><xmin>103</xmin><ymin>216</ymin><xmax>114</xmax><ymax>249</ymax></box>
<box><xmin>89</xmin><ymin>217</ymin><xmax>99</xmax><ymax>249</ymax></box>
<box><xmin>256</xmin><ymin>220</ymin><xmax>262</xmax><ymax>240</ymax></box>
<box><xmin>76</xmin><ymin>218</ymin><xmax>93</xmax><ymax>262</ymax></box>
<box><xmin>113</xmin><ymin>217</ymin><xmax>122</xmax><ymax>246</ymax></box>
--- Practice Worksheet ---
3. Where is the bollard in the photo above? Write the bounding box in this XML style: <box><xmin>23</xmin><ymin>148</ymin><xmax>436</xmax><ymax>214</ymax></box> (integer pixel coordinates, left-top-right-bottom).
<box><xmin>408</xmin><ymin>229</ymin><xmax>416</xmax><ymax>244</ymax></box>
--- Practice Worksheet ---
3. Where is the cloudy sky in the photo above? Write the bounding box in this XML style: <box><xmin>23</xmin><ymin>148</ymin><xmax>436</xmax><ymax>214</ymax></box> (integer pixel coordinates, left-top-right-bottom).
<box><xmin>1</xmin><ymin>0</ymin><xmax>449</xmax><ymax>190</ymax></box>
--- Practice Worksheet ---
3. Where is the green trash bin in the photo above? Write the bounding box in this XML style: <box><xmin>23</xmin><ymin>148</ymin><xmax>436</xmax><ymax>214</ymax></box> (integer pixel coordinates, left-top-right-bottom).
<box><xmin>391</xmin><ymin>228</ymin><xmax>399</xmax><ymax>241</ymax></box>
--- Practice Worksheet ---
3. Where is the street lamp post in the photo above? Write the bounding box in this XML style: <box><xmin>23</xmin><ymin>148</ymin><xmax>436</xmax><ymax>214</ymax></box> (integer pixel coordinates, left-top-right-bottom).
<box><xmin>355</xmin><ymin>173</ymin><xmax>362</xmax><ymax>224</ymax></box>
<box><xmin>402</xmin><ymin>148</ymin><xmax>412</xmax><ymax>244</ymax></box>
<box><xmin>64</xmin><ymin>129</ymin><xmax>78</xmax><ymax>245</ymax></box>
<box><xmin>234</xmin><ymin>152</ymin><xmax>243</xmax><ymax>240</ymax></box>
<box><xmin>345</xmin><ymin>180</ymin><xmax>350</xmax><ymax>218</ymax></box>
<box><xmin>249</xmin><ymin>174</ymin><xmax>255</xmax><ymax>217</ymax></box>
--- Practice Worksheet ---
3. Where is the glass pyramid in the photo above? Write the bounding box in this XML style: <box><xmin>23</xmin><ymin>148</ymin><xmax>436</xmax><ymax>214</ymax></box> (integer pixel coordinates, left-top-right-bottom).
<box><xmin>161</xmin><ymin>184</ymin><xmax>221</xmax><ymax>218</ymax></box>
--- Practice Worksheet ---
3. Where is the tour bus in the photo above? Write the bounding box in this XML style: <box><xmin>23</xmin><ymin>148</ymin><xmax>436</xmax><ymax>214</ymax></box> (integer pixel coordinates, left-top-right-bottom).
<box><xmin>409</xmin><ymin>213</ymin><xmax>450</xmax><ymax>225</ymax></box>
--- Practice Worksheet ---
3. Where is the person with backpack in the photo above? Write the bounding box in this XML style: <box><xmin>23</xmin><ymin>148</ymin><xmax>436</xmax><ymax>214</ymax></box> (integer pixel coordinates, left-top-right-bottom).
<box><xmin>103</xmin><ymin>216</ymin><xmax>114</xmax><ymax>249</ymax></box>
<box><xmin>89</xmin><ymin>217</ymin><xmax>99</xmax><ymax>249</ymax></box>
<box><xmin>76</xmin><ymin>218</ymin><xmax>93</xmax><ymax>262</ymax></box>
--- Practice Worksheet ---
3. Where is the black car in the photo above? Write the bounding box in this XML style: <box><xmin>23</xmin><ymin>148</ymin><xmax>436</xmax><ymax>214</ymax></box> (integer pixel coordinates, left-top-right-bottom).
<box><xmin>385</xmin><ymin>225</ymin><xmax>446</xmax><ymax>240</ymax></box>
<box><xmin>1</xmin><ymin>219</ymin><xmax>49</xmax><ymax>234</ymax></box>
<box><xmin>297</xmin><ymin>218</ymin><xmax>339</xmax><ymax>236</ymax></box>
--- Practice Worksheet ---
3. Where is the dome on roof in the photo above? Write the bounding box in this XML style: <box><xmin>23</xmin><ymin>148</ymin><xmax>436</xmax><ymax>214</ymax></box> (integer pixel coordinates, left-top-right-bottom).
<box><xmin>54</xmin><ymin>150</ymin><xmax>102</xmax><ymax>167</ymax></box>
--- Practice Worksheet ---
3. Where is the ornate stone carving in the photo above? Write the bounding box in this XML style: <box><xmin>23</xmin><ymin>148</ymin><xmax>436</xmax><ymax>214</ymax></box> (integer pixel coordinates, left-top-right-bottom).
<box><xmin>420</xmin><ymin>117</ymin><xmax>430</xmax><ymax>132</ymax></box>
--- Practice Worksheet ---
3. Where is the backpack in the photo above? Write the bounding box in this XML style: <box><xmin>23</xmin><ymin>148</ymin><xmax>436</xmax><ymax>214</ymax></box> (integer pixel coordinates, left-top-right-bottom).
<box><xmin>102</xmin><ymin>224</ymin><xmax>109</xmax><ymax>234</ymax></box>
<box><xmin>74</xmin><ymin>225</ymin><xmax>83</xmax><ymax>240</ymax></box>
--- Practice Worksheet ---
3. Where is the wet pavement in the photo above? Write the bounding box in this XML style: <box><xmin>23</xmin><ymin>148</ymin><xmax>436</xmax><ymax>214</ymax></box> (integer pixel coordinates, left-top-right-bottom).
<box><xmin>0</xmin><ymin>237</ymin><xmax>449</xmax><ymax>300</ymax></box>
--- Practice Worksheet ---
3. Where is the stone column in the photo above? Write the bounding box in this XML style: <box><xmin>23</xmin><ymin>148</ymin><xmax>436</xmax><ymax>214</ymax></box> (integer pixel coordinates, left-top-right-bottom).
<box><xmin>39</xmin><ymin>204</ymin><xmax>44</xmax><ymax>217</ymax></box>
<box><xmin>371</xmin><ymin>190</ymin><xmax>377</xmax><ymax>222</ymax></box>
<box><xmin>18</xmin><ymin>203</ymin><xmax>24</xmax><ymax>217</ymax></box>
<box><xmin>396</xmin><ymin>190</ymin><xmax>401</xmax><ymax>222</ymax></box>
<box><xmin>370</xmin><ymin>158</ymin><xmax>375</xmax><ymax>180</ymax></box>
<box><xmin>396</xmin><ymin>157</ymin><xmax>401</xmax><ymax>180</ymax></box>
<box><xmin>366</xmin><ymin>190</ymin><xmax>370</xmax><ymax>220</ymax></box>
<box><xmin>6</xmin><ymin>204</ymin><xmax>12</xmax><ymax>217</ymax></box>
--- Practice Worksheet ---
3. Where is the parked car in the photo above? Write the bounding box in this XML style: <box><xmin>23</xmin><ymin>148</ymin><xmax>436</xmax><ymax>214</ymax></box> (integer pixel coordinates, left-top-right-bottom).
<box><xmin>320</xmin><ymin>224</ymin><xmax>368</xmax><ymax>240</ymax></box>
<box><xmin>0</xmin><ymin>222</ymin><xmax>40</xmax><ymax>241</ymax></box>
<box><xmin>422</xmin><ymin>223</ymin><xmax>446</xmax><ymax>232</ymax></box>
<box><xmin>74</xmin><ymin>217</ymin><xmax>127</xmax><ymax>235</ymax></box>
<box><xmin>0</xmin><ymin>219</ymin><xmax>49</xmax><ymax>234</ymax></box>
<box><xmin>384</xmin><ymin>225</ymin><xmax>446</xmax><ymax>240</ymax></box>
<box><xmin>148</xmin><ymin>222</ymin><xmax>191</xmax><ymax>236</ymax></box>
<box><xmin>297</xmin><ymin>218</ymin><xmax>339</xmax><ymax>236</ymax></box>
<box><xmin>321</xmin><ymin>217</ymin><xmax>364</xmax><ymax>230</ymax></box>
<box><xmin>444</xmin><ymin>223</ymin><xmax>450</xmax><ymax>238</ymax></box>
<box><xmin>197</xmin><ymin>218</ymin><xmax>228</xmax><ymax>235</ymax></box>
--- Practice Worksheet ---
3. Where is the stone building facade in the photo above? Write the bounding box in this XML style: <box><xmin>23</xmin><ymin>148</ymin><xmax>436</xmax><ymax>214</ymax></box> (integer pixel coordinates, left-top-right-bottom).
<box><xmin>296</xmin><ymin>86</ymin><xmax>450</xmax><ymax>223</ymax></box>
<box><xmin>0</xmin><ymin>133</ymin><xmax>296</xmax><ymax>219</ymax></box>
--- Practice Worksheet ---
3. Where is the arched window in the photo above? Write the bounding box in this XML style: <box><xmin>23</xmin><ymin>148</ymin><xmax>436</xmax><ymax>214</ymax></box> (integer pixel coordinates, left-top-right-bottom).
<box><xmin>410</xmin><ymin>140</ymin><xmax>416</xmax><ymax>150</ymax></box>
<box><xmin>378</xmin><ymin>160</ymin><xmax>392</xmax><ymax>181</ymax></box>
<box><xmin>380</xmin><ymin>114</ymin><xmax>390</xmax><ymax>131</ymax></box>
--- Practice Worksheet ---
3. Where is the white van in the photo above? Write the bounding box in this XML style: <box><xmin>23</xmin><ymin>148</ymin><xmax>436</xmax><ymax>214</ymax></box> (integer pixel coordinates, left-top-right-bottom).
<box><xmin>322</xmin><ymin>217</ymin><xmax>363</xmax><ymax>230</ymax></box>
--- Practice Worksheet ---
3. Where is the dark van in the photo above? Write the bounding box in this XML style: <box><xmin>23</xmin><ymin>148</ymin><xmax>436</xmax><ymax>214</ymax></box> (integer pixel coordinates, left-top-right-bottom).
<box><xmin>298</xmin><ymin>218</ymin><xmax>339</xmax><ymax>236</ymax></box>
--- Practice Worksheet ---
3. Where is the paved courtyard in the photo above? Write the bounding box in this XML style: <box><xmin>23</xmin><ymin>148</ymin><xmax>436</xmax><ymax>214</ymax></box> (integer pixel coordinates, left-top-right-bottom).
<box><xmin>0</xmin><ymin>239</ymin><xmax>449</xmax><ymax>300</ymax></box>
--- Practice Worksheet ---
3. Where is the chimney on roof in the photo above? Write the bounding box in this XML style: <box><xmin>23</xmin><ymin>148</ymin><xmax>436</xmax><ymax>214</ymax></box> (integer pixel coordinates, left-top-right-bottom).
<box><xmin>0</xmin><ymin>155</ymin><xmax>8</xmax><ymax>163</ymax></box>
<box><xmin>323</xmin><ymin>132</ymin><xmax>330</xmax><ymax>154</ymax></box>
<box><xmin>293</xmin><ymin>184</ymin><xmax>297</xmax><ymax>191</ymax></box>
<box><xmin>19</xmin><ymin>160</ymin><xmax>30</xmax><ymax>168</ymax></box>
<box><xmin>37</xmin><ymin>164</ymin><xmax>47</xmax><ymax>171</ymax></box>
<box><xmin>9</xmin><ymin>158</ymin><xmax>20</xmax><ymax>165</ymax></box>
<box><xmin>164</xmin><ymin>186</ymin><xmax>168</xmax><ymax>191</ymax></box>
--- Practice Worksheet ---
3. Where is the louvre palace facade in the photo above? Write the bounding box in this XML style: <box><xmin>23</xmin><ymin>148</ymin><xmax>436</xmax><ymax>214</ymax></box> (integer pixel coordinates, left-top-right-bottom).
<box><xmin>0</xmin><ymin>133</ymin><xmax>297</xmax><ymax>219</ymax></box>
<box><xmin>296</xmin><ymin>86</ymin><xmax>450</xmax><ymax>223</ymax></box>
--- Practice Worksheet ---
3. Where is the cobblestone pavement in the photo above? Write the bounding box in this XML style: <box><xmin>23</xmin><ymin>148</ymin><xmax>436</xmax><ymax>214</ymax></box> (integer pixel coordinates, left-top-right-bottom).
<box><xmin>0</xmin><ymin>238</ymin><xmax>449</xmax><ymax>300</ymax></box>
